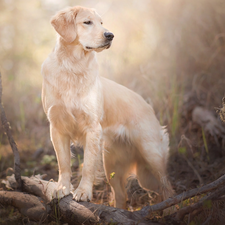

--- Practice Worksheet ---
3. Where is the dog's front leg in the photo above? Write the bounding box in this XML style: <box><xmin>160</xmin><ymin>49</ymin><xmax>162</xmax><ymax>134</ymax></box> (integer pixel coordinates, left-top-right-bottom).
<box><xmin>50</xmin><ymin>126</ymin><xmax>71</xmax><ymax>199</ymax></box>
<box><xmin>73</xmin><ymin>124</ymin><xmax>102</xmax><ymax>202</ymax></box>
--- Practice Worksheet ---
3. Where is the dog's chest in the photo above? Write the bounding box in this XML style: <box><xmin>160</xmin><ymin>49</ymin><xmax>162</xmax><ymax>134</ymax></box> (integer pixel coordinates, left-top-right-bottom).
<box><xmin>45</xmin><ymin>57</ymin><xmax>103</xmax><ymax>137</ymax></box>
<box><xmin>48</xmin><ymin>101</ymin><xmax>98</xmax><ymax>139</ymax></box>
<box><xmin>67</xmin><ymin>99</ymin><xmax>94</xmax><ymax>124</ymax></box>
<box><xmin>64</xmin><ymin>96</ymin><xmax>99</xmax><ymax>128</ymax></box>
<box><xmin>49</xmin><ymin>85</ymin><xmax>103</xmax><ymax>139</ymax></box>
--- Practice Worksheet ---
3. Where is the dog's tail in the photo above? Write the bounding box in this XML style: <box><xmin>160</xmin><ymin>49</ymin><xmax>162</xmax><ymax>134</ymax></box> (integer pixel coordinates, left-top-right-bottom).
<box><xmin>160</xmin><ymin>126</ymin><xmax>175</xmax><ymax>202</ymax></box>
<box><xmin>160</xmin><ymin>126</ymin><xmax>170</xmax><ymax>165</ymax></box>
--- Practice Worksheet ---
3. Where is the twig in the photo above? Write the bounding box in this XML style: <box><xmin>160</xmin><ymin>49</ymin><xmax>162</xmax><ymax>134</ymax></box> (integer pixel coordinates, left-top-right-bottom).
<box><xmin>184</xmin><ymin>157</ymin><xmax>203</xmax><ymax>186</ymax></box>
<box><xmin>0</xmin><ymin>72</ymin><xmax>22</xmax><ymax>190</ymax></box>
<box><xmin>189</xmin><ymin>207</ymin><xmax>203</xmax><ymax>222</ymax></box>
<box><xmin>201</xmin><ymin>214</ymin><xmax>212</xmax><ymax>225</ymax></box>
<box><xmin>178</xmin><ymin>135</ymin><xmax>204</xmax><ymax>185</ymax></box>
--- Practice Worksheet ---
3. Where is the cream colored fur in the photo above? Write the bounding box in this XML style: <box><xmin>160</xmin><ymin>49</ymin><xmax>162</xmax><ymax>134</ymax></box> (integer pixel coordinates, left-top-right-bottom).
<box><xmin>41</xmin><ymin>6</ymin><xmax>174</xmax><ymax>208</ymax></box>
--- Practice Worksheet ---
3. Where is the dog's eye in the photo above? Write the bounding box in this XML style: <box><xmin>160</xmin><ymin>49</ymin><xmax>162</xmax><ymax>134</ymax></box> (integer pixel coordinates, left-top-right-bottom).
<box><xmin>83</xmin><ymin>21</ymin><xmax>92</xmax><ymax>25</ymax></box>
<box><xmin>101</xmin><ymin>22</ymin><xmax>103</xmax><ymax>25</ymax></box>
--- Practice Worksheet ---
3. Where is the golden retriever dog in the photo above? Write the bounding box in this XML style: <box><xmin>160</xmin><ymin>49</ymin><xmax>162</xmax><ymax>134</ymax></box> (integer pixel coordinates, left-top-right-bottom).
<box><xmin>41</xmin><ymin>6</ymin><xmax>174</xmax><ymax>209</ymax></box>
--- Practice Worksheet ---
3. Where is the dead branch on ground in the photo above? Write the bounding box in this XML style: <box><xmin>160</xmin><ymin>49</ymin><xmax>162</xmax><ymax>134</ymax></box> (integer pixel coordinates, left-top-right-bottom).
<box><xmin>139</xmin><ymin>173</ymin><xmax>225</xmax><ymax>217</ymax></box>
<box><xmin>175</xmin><ymin>185</ymin><xmax>225</xmax><ymax>220</ymax></box>
<box><xmin>0</xmin><ymin>72</ymin><xmax>22</xmax><ymax>190</ymax></box>
<box><xmin>2</xmin><ymin>175</ymin><xmax>153</xmax><ymax>225</ymax></box>
<box><xmin>2</xmin><ymin>173</ymin><xmax>225</xmax><ymax>224</ymax></box>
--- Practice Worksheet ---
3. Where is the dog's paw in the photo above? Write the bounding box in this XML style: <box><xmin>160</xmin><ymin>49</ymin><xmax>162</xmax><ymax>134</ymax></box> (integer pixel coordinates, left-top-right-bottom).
<box><xmin>73</xmin><ymin>186</ymin><xmax>92</xmax><ymax>202</ymax></box>
<box><xmin>53</xmin><ymin>183</ymin><xmax>71</xmax><ymax>199</ymax></box>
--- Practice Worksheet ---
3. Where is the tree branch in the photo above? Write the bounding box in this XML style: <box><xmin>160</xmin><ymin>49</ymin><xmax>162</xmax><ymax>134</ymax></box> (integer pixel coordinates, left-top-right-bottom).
<box><xmin>139</xmin><ymin>173</ymin><xmax>225</xmax><ymax>217</ymax></box>
<box><xmin>175</xmin><ymin>185</ymin><xmax>225</xmax><ymax>220</ymax></box>
<box><xmin>0</xmin><ymin>72</ymin><xmax>22</xmax><ymax>190</ymax></box>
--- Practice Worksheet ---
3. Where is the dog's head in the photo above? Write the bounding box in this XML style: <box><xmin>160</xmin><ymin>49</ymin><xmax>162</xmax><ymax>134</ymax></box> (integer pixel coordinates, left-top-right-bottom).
<box><xmin>51</xmin><ymin>6</ymin><xmax>114</xmax><ymax>52</ymax></box>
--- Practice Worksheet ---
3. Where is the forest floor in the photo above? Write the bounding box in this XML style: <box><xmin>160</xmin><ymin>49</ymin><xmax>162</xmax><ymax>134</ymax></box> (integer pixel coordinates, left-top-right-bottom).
<box><xmin>1</xmin><ymin>105</ymin><xmax>225</xmax><ymax>225</ymax></box>
<box><xmin>0</xmin><ymin>74</ymin><xmax>225</xmax><ymax>225</ymax></box>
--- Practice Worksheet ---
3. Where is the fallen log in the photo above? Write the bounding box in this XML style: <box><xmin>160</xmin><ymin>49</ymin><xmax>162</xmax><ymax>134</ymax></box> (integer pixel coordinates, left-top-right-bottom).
<box><xmin>2</xmin><ymin>175</ymin><xmax>156</xmax><ymax>225</ymax></box>
<box><xmin>2</xmin><ymin>173</ymin><xmax>225</xmax><ymax>224</ymax></box>
<box><xmin>0</xmin><ymin>191</ymin><xmax>50</xmax><ymax>222</ymax></box>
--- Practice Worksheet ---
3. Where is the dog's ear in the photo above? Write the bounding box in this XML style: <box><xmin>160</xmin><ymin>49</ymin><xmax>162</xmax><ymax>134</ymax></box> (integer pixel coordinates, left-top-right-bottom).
<box><xmin>51</xmin><ymin>7</ymin><xmax>79</xmax><ymax>43</ymax></box>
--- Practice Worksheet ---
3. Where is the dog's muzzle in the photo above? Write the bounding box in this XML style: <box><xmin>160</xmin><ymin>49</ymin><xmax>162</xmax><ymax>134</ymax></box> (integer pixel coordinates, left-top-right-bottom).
<box><xmin>85</xmin><ymin>32</ymin><xmax>114</xmax><ymax>50</ymax></box>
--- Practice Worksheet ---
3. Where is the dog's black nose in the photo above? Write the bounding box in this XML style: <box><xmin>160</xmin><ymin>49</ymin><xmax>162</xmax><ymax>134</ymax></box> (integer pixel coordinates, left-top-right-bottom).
<box><xmin>104</xmin><ymin>32</ymin><xmax>114</xmax><ymax>41</ymax></box>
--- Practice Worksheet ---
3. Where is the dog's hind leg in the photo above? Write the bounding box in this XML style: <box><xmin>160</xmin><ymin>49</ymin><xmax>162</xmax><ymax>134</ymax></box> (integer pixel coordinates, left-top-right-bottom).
<box><xmin>136</xmin><ymin>160</ymin><xmax>164</xmax><ymax>203</ymax></box>
<box><xmin>136</xmin><ymin>159</ymin><xmax>175</xmax><ymax>215</ymax></box>
<box><xmin>103</xmin><ymin>142</ymin><xmax>134</xmax><ymax>209</ymax></box>
<box><xmin>139</xmin><ymin>150</ymin><xmax>174</xmax><ymax>202</ymax></box>
<box><xmin>136</xmin><ymin>130</ymin><xmax>174</xmax><ymax>202</ymax></box>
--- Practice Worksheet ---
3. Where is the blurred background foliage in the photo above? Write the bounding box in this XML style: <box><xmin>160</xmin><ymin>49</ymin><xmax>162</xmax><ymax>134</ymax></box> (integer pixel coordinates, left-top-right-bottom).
<box><xmin>0</xmin><ymin>0</ymin><xmax>225</xmax><ymax>141</ymax></box>
<box><xmin>1</xmin><ymin>0</ymin><xmax>225</xmax><ymax>223</ymax></box>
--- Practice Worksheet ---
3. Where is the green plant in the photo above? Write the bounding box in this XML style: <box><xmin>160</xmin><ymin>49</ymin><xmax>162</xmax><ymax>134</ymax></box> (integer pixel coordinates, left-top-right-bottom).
<box><xmin>41</xmin><ymin>155</ymin><xmax>57</xmax><ymax>166</ymax></box>
<box><xmin>110</xmin><ymin>172</ymin><xmax>115</xmax><ymax>180</ymax></box>
<box><xmin>202</xmin><ymin>128</ymin><xmax>209</xmax><ymax>161</ymax></box>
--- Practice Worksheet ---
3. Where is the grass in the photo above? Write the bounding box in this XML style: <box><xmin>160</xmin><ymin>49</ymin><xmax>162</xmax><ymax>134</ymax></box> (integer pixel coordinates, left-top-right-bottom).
<box><xmin>171</xmin><ymin>92</ymin><xmax>179</xmax><ymax>137</ymax></box>
<box><xmin>53</xmin><ymin>196</ymin><xmax>61</xmax><ymax>225</ymax></box>
<box><xmin>19</xmin><ymin>102</ymin><xmax>25</xmax><ymax>132</ymax></box>
<box><xmin>202</xmin><ymin>128</ymin><xmax>210</xmax><ymax>162</ymax></box>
